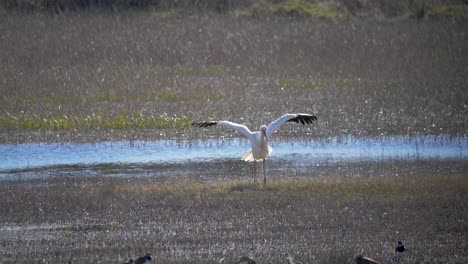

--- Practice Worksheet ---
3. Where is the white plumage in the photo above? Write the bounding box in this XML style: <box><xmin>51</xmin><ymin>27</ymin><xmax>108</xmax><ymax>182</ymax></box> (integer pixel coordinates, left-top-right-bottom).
<box><xmin>192</xmin><ymin>113</ymin><xmax>317</xmax><ymax>183</ymax></box>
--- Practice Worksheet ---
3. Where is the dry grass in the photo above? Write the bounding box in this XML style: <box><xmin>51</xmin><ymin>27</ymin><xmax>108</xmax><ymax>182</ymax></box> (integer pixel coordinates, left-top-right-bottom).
<box><xmin>0</xmin><ymin>174</ymin><xmax>466</xmax><ymax>263</ymax></box>
<box><xmin>0</xmin><ymin>12</ymin><xmax>467</xmax><ymax>143</ymax></box>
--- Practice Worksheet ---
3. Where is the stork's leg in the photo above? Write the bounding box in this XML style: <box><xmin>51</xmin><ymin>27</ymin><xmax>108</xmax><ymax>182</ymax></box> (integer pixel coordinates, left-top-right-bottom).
<box><xmin>253</xmin><ymin>160</ymin><xmax>257</xmax><ymax>183</ymax></box>
<box><xmin>263</xmin><ymin>159</ymin><xmax>266</xmax><ymax>185</ymax></box>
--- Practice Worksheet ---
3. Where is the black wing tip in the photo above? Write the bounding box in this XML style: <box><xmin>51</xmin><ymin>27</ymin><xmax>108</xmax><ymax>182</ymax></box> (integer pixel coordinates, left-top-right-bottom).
<box><xmin>287</xmin><ymin>114</ymin><xmax>317</xmax><ymax>125</ymax></box>
<box><xmin>192</xmin><ymin>121</ymin><xmax>218</xmax><ymax>128</ymax></box>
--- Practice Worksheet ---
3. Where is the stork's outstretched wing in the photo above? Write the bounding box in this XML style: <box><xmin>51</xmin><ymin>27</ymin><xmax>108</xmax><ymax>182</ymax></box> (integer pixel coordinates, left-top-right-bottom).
<box><xmin>192</xmin><ymin>120</ymin><xmax>253</xmax><ymax>139</ymax></box>
<box><xmin>266</xmin><ymin>113</ymin><xmax>317</xmax><ymax>139</ymax></box>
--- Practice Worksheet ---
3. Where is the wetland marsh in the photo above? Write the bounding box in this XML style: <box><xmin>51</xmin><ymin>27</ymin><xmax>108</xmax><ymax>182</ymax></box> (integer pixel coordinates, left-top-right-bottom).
<box><xmin>1</xmin><ymin>1</ymin><xmax>468</xmax><ymax>263</ymax></box>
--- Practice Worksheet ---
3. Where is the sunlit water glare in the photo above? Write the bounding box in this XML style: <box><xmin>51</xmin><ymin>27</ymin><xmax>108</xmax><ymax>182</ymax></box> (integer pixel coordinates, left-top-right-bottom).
<box><xmin>1</xmin><ymin>135</ymin><xmax>466</xmax><ymax>178</ymax></box>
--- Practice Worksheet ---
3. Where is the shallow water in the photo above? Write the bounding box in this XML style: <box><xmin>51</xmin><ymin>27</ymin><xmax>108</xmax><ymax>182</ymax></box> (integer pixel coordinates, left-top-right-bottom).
<box><xmin>0</xmin><ymin>135</ymin><xmax>466</xmax><ymax>179</ymax></box>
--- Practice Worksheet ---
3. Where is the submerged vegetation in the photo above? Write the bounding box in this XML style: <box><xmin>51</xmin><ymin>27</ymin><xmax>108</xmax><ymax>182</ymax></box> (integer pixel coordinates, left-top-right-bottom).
<box><xmin>0</xmin><ymin>174</ymin><xmax>466</xmax><ymax>263</ymax></box>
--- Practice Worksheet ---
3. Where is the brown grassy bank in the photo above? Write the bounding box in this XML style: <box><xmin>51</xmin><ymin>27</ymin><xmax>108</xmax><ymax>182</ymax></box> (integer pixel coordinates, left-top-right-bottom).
<box><xmin>0</xmin><ymin>12</ymin><xmax>467</xmax><ymax>143</ymax></box>
<box><xmin>0</xmin><ymin>174</ymin><xmax>467</xmax><ymax>263</ymax></box>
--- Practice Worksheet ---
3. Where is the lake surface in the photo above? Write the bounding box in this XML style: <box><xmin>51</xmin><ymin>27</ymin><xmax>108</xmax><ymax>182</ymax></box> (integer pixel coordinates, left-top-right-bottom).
<box><xmin>0</xmin><ymin>135</ymin><xmax>466</xmax><ymax>179</ymax></box>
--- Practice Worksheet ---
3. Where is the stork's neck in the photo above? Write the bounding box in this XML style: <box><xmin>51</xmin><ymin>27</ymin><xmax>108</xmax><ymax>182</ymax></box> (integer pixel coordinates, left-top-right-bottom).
<box><xmin>260</xmin><ymin>132</ymin><xmax>268</xmax><ymax>145</ymax></box>
<box><xmin>259</xmin><ymin>126</ymin><xmax>268</xmax><ymax>143</ymax></box>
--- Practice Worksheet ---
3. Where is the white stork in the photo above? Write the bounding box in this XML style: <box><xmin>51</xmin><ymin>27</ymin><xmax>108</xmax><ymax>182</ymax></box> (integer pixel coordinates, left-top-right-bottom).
<box><xmin>192</xmin><ymin>113</ymin><xmax>317</xmax><ymax>184</ymax></box>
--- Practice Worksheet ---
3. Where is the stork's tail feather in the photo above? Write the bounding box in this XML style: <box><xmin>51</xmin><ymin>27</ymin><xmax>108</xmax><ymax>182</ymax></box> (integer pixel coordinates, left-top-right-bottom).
<box><xmin>242</xmin><ymin>150</ymin><xmax>255</xmax><ymax>162</ymax></box>
<box><xmin>242</xmin><ymin>146</ymin><xmax>272</xmax><ymax>162</ymax></box>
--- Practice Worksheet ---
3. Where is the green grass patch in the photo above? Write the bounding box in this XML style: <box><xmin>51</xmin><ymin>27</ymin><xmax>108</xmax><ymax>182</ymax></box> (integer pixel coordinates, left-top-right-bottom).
<box><xmin>4</xmin><ymin>90</ymin><xmax>224</xmax><ymax>106</ymax></box>
<box><xmin>428</xmin><ymin>4</ymin><xmax>468</xmax><ymax>17</ymax></box>
<box><xmin>87</xmin><ymin>92</ymin><xmax>128</xmax><ymax>103</ymax></box>
<box><xmin>278</xmin><ymin>78</ymin><xmax>358</xmax><ymax>89</ymax></box>
<box><xmin>240</xmin><ymin>0</ymin><xmax>346</xmax><ymax>19</ymax></box>
<box><xmin>156</xmin><ymin>91</ymin><xmax>224</xmax><ymax>102</ymax></box>
<box><xmin>0</xmin><ymin>112</ymin><xmax>192</xmax><ymax>131</ymax></box>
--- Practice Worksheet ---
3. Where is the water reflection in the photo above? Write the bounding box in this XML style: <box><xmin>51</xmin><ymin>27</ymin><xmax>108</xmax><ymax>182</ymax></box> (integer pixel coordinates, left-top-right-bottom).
<box><xmin>0</xmin><ymin>135</ymin><xmax>466</xmax><ymax>179</ymax></box>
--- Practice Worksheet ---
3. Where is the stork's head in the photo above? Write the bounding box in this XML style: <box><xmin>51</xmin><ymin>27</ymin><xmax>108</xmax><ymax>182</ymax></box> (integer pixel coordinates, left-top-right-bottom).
<box><xmin>260</xmin><ymin>125</ymin><xmax>267</xmax><ymax>140</ymax></box>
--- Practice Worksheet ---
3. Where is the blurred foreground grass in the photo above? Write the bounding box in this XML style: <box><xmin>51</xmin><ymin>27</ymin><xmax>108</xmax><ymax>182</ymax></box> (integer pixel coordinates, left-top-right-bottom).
<box><xmin>1</xmin><ymin>174</ymin><xmax>466</xmax><ymax>263</ymax></box>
